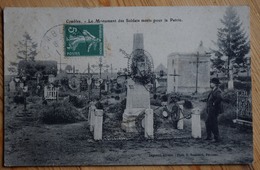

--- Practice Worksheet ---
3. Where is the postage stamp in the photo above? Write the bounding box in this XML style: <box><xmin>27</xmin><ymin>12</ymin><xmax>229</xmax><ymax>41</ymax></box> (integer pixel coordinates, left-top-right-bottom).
<box><xmin>64</xmin><ymin>24</ymin><xmax>103</xmax><ymax>56</ymax></box>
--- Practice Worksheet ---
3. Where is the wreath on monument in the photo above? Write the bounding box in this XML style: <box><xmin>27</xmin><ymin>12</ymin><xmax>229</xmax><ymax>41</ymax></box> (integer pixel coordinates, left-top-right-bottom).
<box><xmin>128</xmin><ymin>49</ymin><xmax>154</xmax><ymax>85</ymax></box>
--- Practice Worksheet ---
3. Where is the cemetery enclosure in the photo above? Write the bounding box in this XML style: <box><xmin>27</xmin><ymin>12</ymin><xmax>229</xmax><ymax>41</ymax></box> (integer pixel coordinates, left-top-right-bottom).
<box><xmin>4</xmin><ymin>91</ymin><xmax>253</xmax><ymax>165</ymax></box>
<box><xmin>3</xmin><ymin>29</ymin><xmax>253</xmax><ymax>164</ymax></box>
<box><xmin>2</xmin><ymin>4</ymin><xmax>254</xmax><ymax>169</ymax></box>
<box><xmin>1</xmin><ymin>0</ymin><xmax>259</xmax><ymax>170</ymax></box>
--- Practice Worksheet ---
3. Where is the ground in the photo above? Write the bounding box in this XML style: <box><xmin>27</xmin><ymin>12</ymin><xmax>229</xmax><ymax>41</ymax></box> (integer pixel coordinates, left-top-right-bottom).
<box><xmin>4</xmin><ymin>93</ymin><xmax>253</xmax><ymax>166</ymax></box>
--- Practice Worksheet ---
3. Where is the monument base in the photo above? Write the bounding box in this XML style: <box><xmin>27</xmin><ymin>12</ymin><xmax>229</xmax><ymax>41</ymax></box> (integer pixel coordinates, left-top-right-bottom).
<box><xmin>121</xmin><ymin>108</ymin><xmax>146</xmax><ymax>132</ymax></box>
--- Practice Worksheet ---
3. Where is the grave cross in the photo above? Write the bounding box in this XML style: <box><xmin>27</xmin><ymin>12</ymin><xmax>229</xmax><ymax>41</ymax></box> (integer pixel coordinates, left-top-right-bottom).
<box><xmin>92</xmin><ymin>57</ymin><xmax>110</xmax><ymax>99</ymax></box>
<box><xmin>33</xmin><ymin>71</ymin><xmax>43</xmax><ymax>84</ymax></box>
<box><xmin>189</xmin><ymin>52</ymin><xmax>209</xmax><ymax>93</ymax></box>
<box><xmin>87</xmin><ymin>63</ymin><xmax>92</xmax><ymax>100</ymax></box>
<box><xmin>56</xmin><ymin>50</ymin><xmax>67</xmax><ymax>73</ymax></box>
<box><xmin>82</xmin><ymin>63</ymin><xmax>98</xmax><ymax>99</ymax></box>
<box><xmin>92</xmin><ymin>57</ymin><xmax>110</xmax><ymax>78</ymax></box>
<box><xmin>110</xmin><ymin>64</ymin><xmax>118</xmax><ymax>79</ymax></box>
<box><xmin>168</xmin><ymin>69</ymin><xmax>181</xmax><ymax>92</ymax></box>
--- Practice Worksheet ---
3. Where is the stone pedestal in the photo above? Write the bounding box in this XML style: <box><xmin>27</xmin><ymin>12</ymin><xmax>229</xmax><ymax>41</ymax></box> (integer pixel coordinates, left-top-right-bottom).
<box><xmin>191</xmin><ymin>108</ymin><xmax>201</xmax><ymax>138</ymax></box>
<box><xmin>94</xmin><ymin>109</ymin><xmax>103</xmax><ymax>140</ymax></box>
<box><xmin>121</xmin><ymin>108</ymin><xmax>146</xmax><ymax>132</ymax></box>
<box><xmin>145</xmin><ymin>109</ymin><xmax>154</xmax><ymax>139</ymax></box>
<box><xmin>121</xmin><ymin>79</ymin><xmax>151</xmax><ymax>132</ymax></box>
<box><xmin>177</xmin><ymin>105</ymin><xmax>184</xmax><ymax>130</ymax></box>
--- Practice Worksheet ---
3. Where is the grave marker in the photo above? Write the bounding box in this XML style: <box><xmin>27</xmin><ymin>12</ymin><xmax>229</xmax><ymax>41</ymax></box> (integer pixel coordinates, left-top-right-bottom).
<box><xmin>191</xmin><ymin>107</ymin><xmax>201</xmax><ymax>138</ymax></box>
<box><xmin>9</xmin><ymin>78</ymin><xmax>16</xmax><ymax>93</ymax></box>
<box><xmin>89</xmin><ymin>103</ymin><xmax>96</xmax><ymax>132</ymax></box>
<box><xmin>94</xmin><ymin>109</ymin><xmax>103</xmax><ymax>140</ymax></box>
<box><xmin>121</xmin><ymin>33</ymin><xmax>152</xmax><ymax>133</ymax></box>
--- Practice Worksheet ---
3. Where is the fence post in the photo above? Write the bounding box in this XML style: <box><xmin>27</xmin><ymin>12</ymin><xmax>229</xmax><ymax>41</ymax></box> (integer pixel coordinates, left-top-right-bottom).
<box><xmin>145</xmin><ymin>109</ymin><xmax>154</xmax><ymax>139</ymax></box>
<box><xmin>177</xmin><ymin>104</ymin><xmax>184</xmax><ymax>130</ymax></box>
<box><xmin>51</xmin><ymin>90</ymin><xmax>54</xmax><ymax>99</ymax></box>
<box><xmin>44</xmin><ymin>86</ymin><xmax>47</xmax><ymax>99</ymax></box>
<box><xmin>94</xmin><ymin>109</ymin><xmax>103</xmax><ymax>140</ymax></box>
<box><xmin>44</xmin><ymin>86</ymin><xmax>58</xmax><ymax>100</ymax></box>
<box><xmin>191</xmin><ymin>108</ymin><xmax>201</xmax><ymax>138</ymax></box>
<box><xmin>55</xmin><ymin>88</ymin><xmax>58</xmax><ymax>100</ymax></box>
<box><xmin>89</xmin><ymin>104</ymin><xmax>96</xmax><ymax>132</ymax></box>
<box><xmin>53</xmin><ymin>89</ymin><xmax>55</xmax><ymax>99</ymax></box>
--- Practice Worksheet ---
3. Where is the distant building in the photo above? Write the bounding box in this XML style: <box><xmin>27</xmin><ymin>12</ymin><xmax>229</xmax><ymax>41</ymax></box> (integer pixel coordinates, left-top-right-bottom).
<box><xmin>167</xmin><ymin>42</ymin><xmax>211</xmax><ymax>94</ymax></box>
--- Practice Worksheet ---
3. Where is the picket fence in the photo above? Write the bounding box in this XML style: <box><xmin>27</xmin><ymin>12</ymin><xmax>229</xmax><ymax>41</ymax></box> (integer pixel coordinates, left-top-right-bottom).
<box><xmin>44</xmin><ymin>86</ymin><xmax>58</xmax><ymax>100</ymax></box>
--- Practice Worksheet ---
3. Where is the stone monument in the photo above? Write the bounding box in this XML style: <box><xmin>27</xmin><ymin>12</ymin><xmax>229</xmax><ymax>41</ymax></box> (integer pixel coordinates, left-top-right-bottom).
<box><xmin>121</xmin><ymin>33</ymin><xmax>152</xmax><ymax>133</ymax></box>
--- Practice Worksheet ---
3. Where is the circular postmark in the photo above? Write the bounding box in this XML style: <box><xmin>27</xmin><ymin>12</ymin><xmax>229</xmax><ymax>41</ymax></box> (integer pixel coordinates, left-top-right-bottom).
<box><xmin>40</xmin><ymin>24</ymin><xmax>64</xmax><ymax>60</ymax></box>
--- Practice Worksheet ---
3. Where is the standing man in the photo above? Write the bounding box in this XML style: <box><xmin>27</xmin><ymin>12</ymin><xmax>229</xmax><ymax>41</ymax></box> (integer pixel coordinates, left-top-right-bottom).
<box><xmin>205</xmin><ymin>78</ymin><xmax>223</xmax><ymax>142</ymax></box>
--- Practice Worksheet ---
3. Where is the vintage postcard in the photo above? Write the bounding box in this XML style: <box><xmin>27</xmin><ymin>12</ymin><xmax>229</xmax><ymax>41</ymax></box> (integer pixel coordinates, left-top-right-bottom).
<box><xmin>4</xmin><ymin>7</ymin><xmax>252</xmax><ymax>166</ymax></box>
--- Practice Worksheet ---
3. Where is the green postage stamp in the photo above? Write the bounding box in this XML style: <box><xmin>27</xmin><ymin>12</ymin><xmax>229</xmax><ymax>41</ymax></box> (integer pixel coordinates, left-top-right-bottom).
<box><xmin>64</xmin><ymin>24</ymin><xmax>103</xmax><ymax>56</ymax></box>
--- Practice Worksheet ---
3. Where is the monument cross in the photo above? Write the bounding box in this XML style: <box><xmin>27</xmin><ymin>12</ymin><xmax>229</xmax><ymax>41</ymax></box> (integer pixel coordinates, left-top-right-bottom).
<box><xmin>189</xmin><ymin>52</ymin><xmax>209</xmax><ymax>93</ymax></box>
<box><xmin>168</xmin><ymin>69</ymin><xmax>181</xmax><ymax>92</ymax></box>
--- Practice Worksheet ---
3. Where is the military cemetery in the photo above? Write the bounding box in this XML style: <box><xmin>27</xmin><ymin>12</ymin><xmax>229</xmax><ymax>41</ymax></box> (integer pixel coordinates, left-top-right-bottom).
<box><xmin>4</xmin><ymin>7</ymin><xmax>252</xmax><ymax>166</ymax></box>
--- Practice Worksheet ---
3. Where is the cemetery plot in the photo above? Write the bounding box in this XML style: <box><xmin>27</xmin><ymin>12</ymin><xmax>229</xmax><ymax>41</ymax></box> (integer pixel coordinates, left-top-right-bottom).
<box><xmin>4</xmin><ymin>88</ymin><xmax>253</xmax><ymax>165</ymax></box>
<box><xmin>4</xmin><ymin>52</ymin><xmax>253</xmax><ymax>164</ymax></box>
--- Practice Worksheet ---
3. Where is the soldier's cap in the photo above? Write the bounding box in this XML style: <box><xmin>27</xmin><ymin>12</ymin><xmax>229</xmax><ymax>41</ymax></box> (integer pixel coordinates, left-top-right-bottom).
<box><xmin>210</xmin><ymin>78</ymin><xmax>220</xmax><ymax>85</ymax></box>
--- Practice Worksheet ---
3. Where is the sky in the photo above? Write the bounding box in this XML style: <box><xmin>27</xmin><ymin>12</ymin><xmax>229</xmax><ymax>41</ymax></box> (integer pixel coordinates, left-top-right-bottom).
<box><xmin>4</xmin><ymin>6</ymin><xmax>249</xmax><ymax>75</ymax></box>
